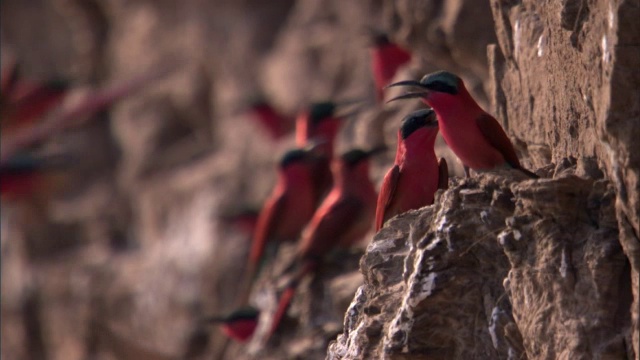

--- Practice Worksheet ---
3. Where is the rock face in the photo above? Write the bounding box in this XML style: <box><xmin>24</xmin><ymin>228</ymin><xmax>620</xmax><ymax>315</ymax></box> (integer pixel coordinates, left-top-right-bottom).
<box><xmin>1</xmin><ymin>0</ymin><xmax>638</xmax><ymax>359</ymax></box>
<box><xmin>329</xmin><ymin>170</ymin><xmax>631</xmax><ymax>359</ymax></box>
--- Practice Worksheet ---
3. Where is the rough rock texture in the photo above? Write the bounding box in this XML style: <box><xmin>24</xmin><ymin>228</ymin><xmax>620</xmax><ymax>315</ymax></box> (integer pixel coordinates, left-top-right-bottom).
<box><xmin>488</xmin><ymin>0</ymin><xmax>640</xmax><ymax>356</ymax></box>
<box><xmin>1</xmin><ymin>0</ymin><xmax>638</xmax><ymax>359</ymax></box>
<box><xmin>329</xmin><ymin>170</ymin><xmax>632</xmax><ymax>359</ymax></box>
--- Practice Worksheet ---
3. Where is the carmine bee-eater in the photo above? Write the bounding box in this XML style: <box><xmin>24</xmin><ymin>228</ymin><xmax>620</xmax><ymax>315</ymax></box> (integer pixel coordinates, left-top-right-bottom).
<box><xmin>205</xmin><ymin>307</ymin><xmax>260</xmax><ymax>343</ymax></box>
<box><xmin>368</xmin><ymin>32</ymin><xmax>412</xmax><ymax>103</ymax></box>
<box><xmin>243</xmin><ymin>99</ymin><xmax>293</xmax><ymax>140</ymax></box>
<box><xmin>388</xmin><ymin>70</ymin><xmax>538</xmax><ymax>178</ymax></box>
<box><xmin>240</xmin><ymin>148</ymin><xmax>318</xmax><ymax>302</ymax></box>
<box><xmin>269</xmin><ymin>148</ymin><xmax>379</xmax><ymax>337</ymax></box>
<box><xmin>295</xmin><ymin>101</ymin><xmax>365</xmax><ymax>203</ymax></box>
<box><xmin>1</xmin><ymin>75</ymin><xmax>70</xmax><ymax>131</ymax></box>
<box><xmin>0</xmin><ymin>151</ymin><xmax>70</xmax><ymax>201</ymax></box>
<box><xmin>1</xmin><ymin>64</ymin><xmax>174</xmax><ymax>163</ymax></box>
<box><xmin>375</xmin><ymin>109</ymin><xmax>448</xmax><ymax>231</ymax></box>
<box><xmin>218</xmin><ymin>206</ymin><xmax>261</xmax><ymax>235</ymax></box>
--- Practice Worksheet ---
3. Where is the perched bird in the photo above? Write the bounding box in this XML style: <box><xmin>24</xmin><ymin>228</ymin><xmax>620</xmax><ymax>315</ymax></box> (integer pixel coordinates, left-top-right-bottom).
<box><xmin>269</xmin><ymin>148</ymin><xmax>379</xmax><ymax>337</ymax></box>
<box><xmin>0</xmin><ymin>151</ymin><xmax>70</xmax><ymax>202</ymax></box>
<box><xmin>242</xmin><ymin>99</ymin><xmax>293</xmax><ymax>140</ymax></box>
<box><xmin>295</xmin><ymin>101</ymin><xmax>352</xmax><ymax>203</ymax></box>
<box><xmin>1</xmin><ymin>76</ymin><xmax>70</xmax><ymax>132</ymax></box>
<box><xmin>368</xmin><ymin>32</ymin><xmax>412</xmax><ymax>103</ymax></box>
<box><xmin>218</xmin><ymin>206</ymin><xmax>261</xmax><ymax>236</ymax></box>
<box><xmin>241</xmin><ymin>148</ymin><xmax>318</xmax><ymax>300</ymax></box>
<box><xmin>205</xmin><ymin>307</ymin><xmax>260</xmax><ymax>343</ymax></box>
<box><xmin>375</xmin><ymin>109</ymin><xmax>448</xmax><ymax>231</ymax></box>
<box><xmin>387</xmin><ymin>70</ymin><xmax>538</xmax><ymax>178</ymax></box>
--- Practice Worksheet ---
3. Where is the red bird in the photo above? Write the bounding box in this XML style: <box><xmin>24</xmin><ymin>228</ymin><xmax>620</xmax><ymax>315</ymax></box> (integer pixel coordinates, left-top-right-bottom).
<box><xmin>369</xmin><ymin>33</ymin><xmax>412</xmax><ymax>103</ymax></box>
<box><xmin>218</xmin><ymin>206</ymin><xmax>261</xmax><ymax>235</ymax></box>
<box><xmin>243</xmin><ymin>100</ymin><xmax>293</xmax><ymax>140</ymax></box>
<box><xmin>0</xmin><ymin>151</ymin><xmax>70</xmax><ymax>202</ymax></box>
<box><xmin>206</xmin><ymin>307</ymin><xmax>259</xmax><ymax>343</ymax></box>
<box><xmin>269</xmin><ymin>149</ymin><xmax>378</xmax><ymax>337</ymax></box>
<box><xmin>1</xmin><ymin>73</ymin><xmax>70</xmax><ymax>132</ymax></box>
<box><xmin>295</xmin><ymin>101</ymin><xmax>345</xmax><ymax>203</ymax></box>
<box><xmin>388</xmin><ymin>70</ymin><xmax>538</xmax><ymax>178</ymax></box>
<box><xmin>241</xmin><ymin>148</ymin><xmax>318</xmax><ymax>299</ymax></box>
<box><xmin>375</xmin><ymin>109</ymin><xmax>448</xmax><ymax>231</ymax></box>
<box><xmin>1</xmin><ymin>64</ymin><xmax>174</xmax><ymax>163</ymax></box>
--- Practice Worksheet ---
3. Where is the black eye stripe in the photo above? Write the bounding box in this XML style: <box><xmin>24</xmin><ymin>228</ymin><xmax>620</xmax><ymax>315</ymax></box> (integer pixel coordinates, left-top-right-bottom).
<box><xmin>401</xmin><ymin>116</ymin><xmax>429</xmax><ymax>139</ymax></box>
<box><xmin>426</xmin><ymin>80</ymin><xmax>458</xmax><ymax>95</ymax></box>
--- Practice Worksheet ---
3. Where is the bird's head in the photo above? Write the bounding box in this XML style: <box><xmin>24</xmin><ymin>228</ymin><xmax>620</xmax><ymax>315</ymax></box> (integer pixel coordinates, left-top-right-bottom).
<box><xmin>333</xmin><ymin>147</ymin><xmax>385</xmax><ymax>181</ymax></box>
<box><xmin>297</xmin><ymin>99</ymin><xmax>365</xmax><ymax>154</ymax></box>
<box><xmin>279</xmin><ymin>148</ymin><xmax>316</xmax><ymax>169</ymax></box>
<box><xmin>308</xmin><ymin>101</ymin><xmax>337</xmax><ymax>124</ymax></box>
<box><xmin>205</xmin><ymin>306</ymin><xmax>259</xmax><ymax>343</ymax></box>
<box><xmin>400</xmin><ymin>108</ymin><xmax>438</xmax><ymax>140</ymax></box>
<box><xmin>387</xmin><ymin>70</ymin><xmax>461</xmax><ymax>106</ymax></box>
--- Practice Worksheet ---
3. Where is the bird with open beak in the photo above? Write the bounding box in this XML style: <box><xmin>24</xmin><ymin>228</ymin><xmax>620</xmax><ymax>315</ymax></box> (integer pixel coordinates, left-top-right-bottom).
<box><xmin>388</xmin><ymin>70</ymin><xmax>538</xmax><ymax>178</ymax></box>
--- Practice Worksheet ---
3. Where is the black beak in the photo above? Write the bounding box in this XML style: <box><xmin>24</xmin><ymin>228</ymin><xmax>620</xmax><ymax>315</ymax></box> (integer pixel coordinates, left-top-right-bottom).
<box><xmin>335</xmin><ymin>97</ymin><xmax>370</xmax><ymax>119</ymax></box>
<box><xmin>386</xmin><ymin>91</ymin><xmax>430</xmax><ymax>103</ymax></box>
<box><xmin>203</xmin><ymin>316</ymin><xmax>226</xmax><ymax>324</ymax></box>
<box><xmin>366</xmin><ymin>145</ymin><xmax>388</xmax><ymax>157</ymax></box>
<box><xmin>385</xmin><ymin>80</ymin><xmax>425</xmax><ymax>89</ymax></box>
<box><xmin>304</xmin><ymin>137</ymin><xmax>329</xmax><ymax>156</ymax></box>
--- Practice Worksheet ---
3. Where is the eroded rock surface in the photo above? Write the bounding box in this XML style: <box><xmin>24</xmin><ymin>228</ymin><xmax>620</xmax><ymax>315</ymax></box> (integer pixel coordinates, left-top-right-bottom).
<box><xmin>328</xmin><ymin>170</ymin><xmax>632</xmax><ymax>359</ymax></box>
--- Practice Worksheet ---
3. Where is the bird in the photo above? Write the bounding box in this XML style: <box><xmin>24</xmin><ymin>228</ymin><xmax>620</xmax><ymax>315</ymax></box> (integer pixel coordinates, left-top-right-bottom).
<box><xmin>295</xmin><ymin>101</ymin><xmax>346</xmax><ymax>203</ymax></box>
<box><xmin>0</xmin><ymin>151</ymin><xmax>71</xmax><ymax>202</ymax></box>
<box><xmin>242</xmin><ymin>99</ymin><xmax>293</xmax><ymax>140</ymax></box>
<box><xmin>1</xmin><ymin>64</ymin><xmax>175</xmax><ymax>163</ymax></box>
<box><xmin>375</xmin><ymin>109</ymin><xmax>448</xmax><ymax>231</ymax></box>
<box><xmin>387</xmin><ymin>70</ymin><xmax>538</xmax><ymax>178</ymax></box>
<box><xmin>240</xmin><ymin>148</ymin><xmax>318</xmax><ymax>302</ymax></box>
<box><xmin>205</xmin><ymin>307</ymin><xmax>260</xmax><ymax>343</ymax></box>
<box><xmin>295</xmin><ymin>100</ymin><xmax>367</xmax><ymax>202</ymax></box>
<box><xmin>268</xmin><ymin>148</ymin><xmax>379</xmax><ymax>337</ymax></box>
<box><xmin>218</xmin><ymin>206</ymin><xmax>261</xmax><ymax>236</ymax></box>
<box><xmin>368</xmin><ymin>32</ymin><xmax>412</xmax><ymax>103</ymax></box>
<box><xmin>1</xmin><ymin>75</ymin><xmax>70</xmax><ymax>132</ymax></box>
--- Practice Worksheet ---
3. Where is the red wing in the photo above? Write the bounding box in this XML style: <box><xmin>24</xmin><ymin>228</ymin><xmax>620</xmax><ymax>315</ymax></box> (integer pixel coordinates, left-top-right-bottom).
<box><xmin>1</xmin><ymin>66</ymin><xmax>172</xmax><ymax>163</ymax></box>
<box><xmin>299</xmin><ymin>196</ymin><xmax>364</xmax><ymax>259</ymax></box>
<box><xmin>476</xmin><ymin>113</ymin><xmax>521</xmax><ymax>168</ymax></box>
<box><xmin>375</xmin><ymin>165</ymin><xmax>400</xmax><ymax>231</ymax></box>
<box><xmin>438</xmin><ymin>158</ymin><xmax>448</xmax><ymax>190</ymax></box>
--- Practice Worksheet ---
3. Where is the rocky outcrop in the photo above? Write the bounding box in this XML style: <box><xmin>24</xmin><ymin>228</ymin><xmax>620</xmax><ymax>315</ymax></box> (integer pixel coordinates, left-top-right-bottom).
<box><xmin>329</xmin><ymin>169</ymin><xmax>632</xmax><ymax>359</ymax></box>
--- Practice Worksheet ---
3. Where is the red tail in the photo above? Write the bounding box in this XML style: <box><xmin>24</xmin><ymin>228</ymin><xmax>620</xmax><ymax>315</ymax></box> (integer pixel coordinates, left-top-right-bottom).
<box><xmin>269</xmin><ymin>285</ymin><xmax>297</xmax><ymax>337</ymax></box>
<box><xmin>267</xmin><ymin>261</ymin><xmax>316</xmax><ymax>338</ymax></box>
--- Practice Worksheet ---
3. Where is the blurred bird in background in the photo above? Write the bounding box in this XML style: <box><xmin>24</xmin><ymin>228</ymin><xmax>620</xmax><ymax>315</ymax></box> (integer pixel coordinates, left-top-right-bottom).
<box><xmin>241</xmin><ymin>97</ymin><xmax>293</xmax><ymax>141</ymax></box>
<box><xmin>367</xmin><ymin>30</ymin><xmax>412</xmax><ymax>103</ymax></box>
<box><xmin>268</xmin><ymin>148</ymin><xmax>379</xmax><ymax>338</ymax></box>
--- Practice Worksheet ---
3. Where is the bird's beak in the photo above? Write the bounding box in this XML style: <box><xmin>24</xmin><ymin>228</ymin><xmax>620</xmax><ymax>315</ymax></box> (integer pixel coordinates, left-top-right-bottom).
<box><xmin>385</xmin><ymin>80</ymin><xmax>430</xmax><ymax>103</ymax></box>
<box><xmin>203</xmin><ymin>316</ymin><xmax>226</xmax><ymax>324</ymax></box>
<box><xmin>385</xmin><ymin>80</ymin><xmax>425</xmax><ymax>89</ymax></box>
<box><xmin>366</xmin><ymin>145</ymin><xmax>388</xmax><ymax>157</ymax></box>
<box><xmin>335</xmin><ymin>97</ymin><xmax>370</xmax><ymax>119</ymax></box>
<box><xmin>386</xmin><ymin>91</ymin><xmax>430</xmax><ymax>103</ymax></box>
<box><xmin>305</xmin><ymin>137</ymin><xmax>329</xmax><ymax>152</ymax></box>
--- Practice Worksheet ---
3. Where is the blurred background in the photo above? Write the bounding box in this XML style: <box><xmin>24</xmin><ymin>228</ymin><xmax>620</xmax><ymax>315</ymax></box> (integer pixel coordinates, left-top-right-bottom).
<box><xmin>1</xmin><ymin>1</ymin><xmax>500</xmax><ymax>359</ymax></box>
